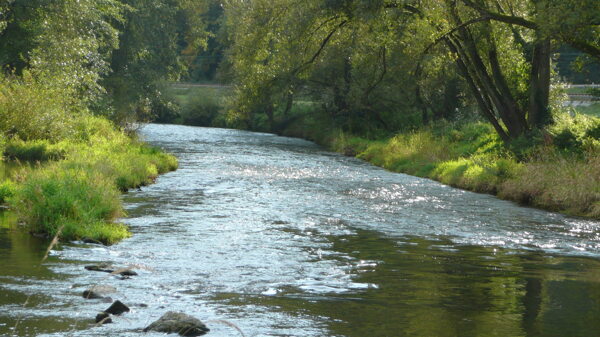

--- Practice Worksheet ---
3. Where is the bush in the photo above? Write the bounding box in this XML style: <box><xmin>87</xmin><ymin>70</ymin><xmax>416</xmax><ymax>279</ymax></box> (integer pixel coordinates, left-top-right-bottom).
<box><xmin>0</xmin><ymin>133</ymin><xmax>5</xmax><ymax>159</ymax></box>
<box><xmin>0</xmin><ymin>180</ymin><xmax>15</xmax><ymax>204</ymax></box>
<box><xmin>289</xmin><ymin>112</ymin><xmax>599</xmax><ymax>219</ymax></box>
<box><xmin>499</xmin><ymin>152</ymin><xmax>600</xmax><ymax>217</ymax></box>
<box><xmin>181</xmin><ymin>89</ymin><xmax>223</xmax><ymax>126</ymax></box>
<box><xmin>0</xmin><ymin>74</ymin><xmax>179</xmax><ymax>244</ymax></box>
<box><xmin>0</xmin><ymin>72</ymin><xmax>77</xmax><ymax>141</ymax></box>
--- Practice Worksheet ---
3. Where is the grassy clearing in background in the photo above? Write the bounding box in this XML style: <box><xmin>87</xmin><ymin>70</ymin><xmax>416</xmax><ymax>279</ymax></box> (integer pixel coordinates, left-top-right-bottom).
<box><xmin>574</xmin><ymin>103</ymin><xmax>600</xmax><ymax>118</ymax></box>
<box><xmin>164</xmin><ymin>84</ymin><xmax>231</xmax><ymax>126</ymax></box>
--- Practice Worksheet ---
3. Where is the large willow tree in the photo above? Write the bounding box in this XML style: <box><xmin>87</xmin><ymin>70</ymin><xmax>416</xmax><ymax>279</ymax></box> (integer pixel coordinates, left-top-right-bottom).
<box><xmin>410</xmin><ymin>0</ymin><xmax>600</xmax><ymax>141</ymax></box>
<box><xmin>224</xmin><ymin>0</ymin><xmax>600</xmax><ymax>141</ymax></box>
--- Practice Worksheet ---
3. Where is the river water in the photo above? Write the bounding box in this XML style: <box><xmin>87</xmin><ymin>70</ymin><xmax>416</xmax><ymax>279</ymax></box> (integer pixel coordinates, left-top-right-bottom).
<box><xmin>1</xmin><ymin>124</ymin><xmax>600</xmax><ymax>336</ymax></box>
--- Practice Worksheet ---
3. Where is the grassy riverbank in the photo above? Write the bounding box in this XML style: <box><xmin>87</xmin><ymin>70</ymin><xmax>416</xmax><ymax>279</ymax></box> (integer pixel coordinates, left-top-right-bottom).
<box><xmin>281</xmin><ymin>111</ymin><xmax>600</xmax><ymax>219</ymax></box>
<box><xmin>0</xmin><ymin>75</ymin><xmax>177</xmax><ymax>244</ymax></box>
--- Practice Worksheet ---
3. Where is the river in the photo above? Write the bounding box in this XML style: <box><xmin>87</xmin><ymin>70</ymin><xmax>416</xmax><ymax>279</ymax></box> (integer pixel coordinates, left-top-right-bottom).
<box><xmin>1</xmin><ymin>124</ymin><xmax>600</xmax><ymax>336</ymax></box>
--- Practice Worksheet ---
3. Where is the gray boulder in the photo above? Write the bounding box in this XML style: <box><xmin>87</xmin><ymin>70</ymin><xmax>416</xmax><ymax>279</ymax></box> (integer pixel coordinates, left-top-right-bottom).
<box><xmin>144</xmin><ymin>311</ymin><xmax>209</xmax><ymax>336</ymax></box>
<box><xmin>82</xmin><ymin>285</ymin><xmax>117</xmax><ymax>300</ymax></box>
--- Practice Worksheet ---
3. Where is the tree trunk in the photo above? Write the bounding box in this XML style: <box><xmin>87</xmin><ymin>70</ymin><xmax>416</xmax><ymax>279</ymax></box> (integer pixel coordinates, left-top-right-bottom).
<box><xmin>265</xmin><ymin>104</ymin><xmax>275</xmax><ymax>132</ymax></box>
<box><xmin>528</xmin><ymin>37</ymin><xmax>552</xmax><ymax>128</ymax></box>
<box><xmin>446</xmin><ymin>37</ymin><xmax>510</xmax><ymax>142</ymax></box>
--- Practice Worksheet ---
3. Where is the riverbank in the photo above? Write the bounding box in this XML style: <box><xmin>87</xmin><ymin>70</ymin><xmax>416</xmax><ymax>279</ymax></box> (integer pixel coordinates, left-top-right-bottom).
<box><xmin>0</xmin><ymin>76</ymin><xmax>178</xmax><ymax>244</ymax></box>
<box><xmin>280</xmin><ymin>113</ymin><xmax>600</xmax><ymax>220</ymax></box>
<box><xmin>0</xmin><ymin>119</ymin><xmax>178</xmax><ymax>244</ymax></box>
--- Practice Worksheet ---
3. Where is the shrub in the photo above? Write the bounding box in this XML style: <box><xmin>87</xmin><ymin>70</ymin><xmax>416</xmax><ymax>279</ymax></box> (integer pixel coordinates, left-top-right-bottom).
<box><xmin>499</xmin><ymin>151</ymin><xmax>600</xmax><ymax>217</ymax></box>
<box><xmin>0</xmin><ymin>72</ymin><xmax>77</xmax><ymax>141</ymax></box>
<box><xmin>180</xmin><ymin>88</ymin><xmax>223</xmax><ymax>126</ymax></box>
<box><xmin>0</xmin><ymin>180</ymin><xmax>15</xmax><ymax>204</ymax></box>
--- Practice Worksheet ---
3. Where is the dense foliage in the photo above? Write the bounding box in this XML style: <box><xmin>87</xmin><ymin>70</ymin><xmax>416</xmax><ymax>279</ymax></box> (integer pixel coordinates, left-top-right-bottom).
<box><xmin>220</xmin><ymin>0</ymin><xmax>599</xmax><ymax>141</ymax></box>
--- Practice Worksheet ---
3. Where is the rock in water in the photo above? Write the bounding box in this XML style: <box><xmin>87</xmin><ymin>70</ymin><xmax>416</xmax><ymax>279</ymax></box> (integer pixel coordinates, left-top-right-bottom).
<box><xmin>119</xmin><ymin>270</ymin><xmax>138</xmax><ymax>276</ymax></box>
<box><xmin>105</xmin><ymin>300</ymin><xmax>130</xmax><ymax>315</ymax></box>
<box><xmin>82</xmin><ymin>285</ymin><xmax>117</xmax><ymax>300</ymax></box>
<box><xmin>85</xmin><ymin>263</ymin><xmax>115</xmax><ymax>273</ymax></box>
<box><xmin>144</xmin><ymin>311</ymin><xmax>210</xmax><ymax>336</ymax></box>
<box><xmin>95</xmin><ymin>312</ymin><xmax>112</xmax><ymax>324</ymax></box>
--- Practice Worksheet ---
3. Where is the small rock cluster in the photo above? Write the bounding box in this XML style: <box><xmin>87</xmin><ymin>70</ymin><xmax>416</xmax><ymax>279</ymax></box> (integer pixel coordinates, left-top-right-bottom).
<box><xmin>83</xmin><ymin>263</ymin><xmax>210</xmax><ymax>336</ymax></box>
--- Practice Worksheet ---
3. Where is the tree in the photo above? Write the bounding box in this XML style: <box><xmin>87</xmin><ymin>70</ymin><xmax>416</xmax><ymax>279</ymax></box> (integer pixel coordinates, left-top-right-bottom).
<box><xmin>102</xmin><ymin>0</ymin><xmax>209</xmax><ymax>126</ymax></box>
<box><xmin>408</xmin><ymin>0</ymin><xmax>600</xmax><ymax>140</ymax></box>
<box><xmin>0</xmin><ymin>0</ymin><xmax>126</xmax><ymax>105</ymax></box>
<box><xmin>223</xmin><ymin>0</ymin><xmax>425</xmax><ymax>133</ymax></box>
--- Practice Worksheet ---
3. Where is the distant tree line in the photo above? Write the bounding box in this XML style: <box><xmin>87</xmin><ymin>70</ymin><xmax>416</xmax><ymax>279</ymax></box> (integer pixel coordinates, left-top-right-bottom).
<box><xmin>1</xmin><ymin>0</ymin><xmax>598</xmax><ymax>143</ymax></box>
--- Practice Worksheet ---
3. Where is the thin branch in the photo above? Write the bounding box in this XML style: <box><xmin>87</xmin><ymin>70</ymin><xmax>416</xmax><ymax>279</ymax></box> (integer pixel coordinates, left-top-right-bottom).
<box><xmin>364</xmin><ymin>46</ymin><xmax>387</xmax><ymax>100</ymax></box>
<box><xmin>460</xmin><ymin>0</ymin><xmax>537</xmax><ymax>29</ymax></box>
<box><xmin>292</xmin><ymin>19</ymin><xmax>348</xmax><ymax>75</ymax></box>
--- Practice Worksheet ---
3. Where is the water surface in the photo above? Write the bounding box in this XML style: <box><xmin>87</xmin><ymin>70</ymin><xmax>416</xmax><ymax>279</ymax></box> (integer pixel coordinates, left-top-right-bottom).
<box><xmin>1</xmin><ymin>124</ymin><xmax>599</xmax><ymax>336</ymax></box>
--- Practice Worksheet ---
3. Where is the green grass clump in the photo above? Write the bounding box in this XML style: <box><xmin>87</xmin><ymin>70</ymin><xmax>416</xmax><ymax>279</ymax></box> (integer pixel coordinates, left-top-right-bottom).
<box><xmin>0</xmin><ymin>74</ymin><xmax>178</xmax><ymax>244</ymax></box>
<box><xmin>4</xmin><ymin>139</ymin><xmax>66</xmax><ymax>162</ymax></box>
<box><xmin>10</xmin><ymin>164</ymin><xmax>128</xmax><ymax>244</ymax></box>
<box><xmin>0</xmin><ymin>180</ymin><xmax>16</xmax><ymax>204</ymax></box>
<box><xmin>498</xmin><ymin>150</ymin><xmax>600</xmax><ymax>217</ymax></box>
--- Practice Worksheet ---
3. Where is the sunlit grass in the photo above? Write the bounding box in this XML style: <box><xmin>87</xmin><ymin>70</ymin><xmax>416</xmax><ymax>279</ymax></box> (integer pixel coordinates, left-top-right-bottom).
<box><xmin>329</xmin><ymin>119</ymin><xmax>599</xmax><ymax>219</ymax></box>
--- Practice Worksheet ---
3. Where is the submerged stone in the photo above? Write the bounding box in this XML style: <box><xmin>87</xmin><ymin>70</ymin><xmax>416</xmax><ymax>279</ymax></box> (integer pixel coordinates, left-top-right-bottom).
<box><xmin>85</xmin><ymin>263</ymin><xmax>115</xmax><ymax>273</ymax></box>
<box><xmin>82</xmin><ymin>285</ymin><xmax>117</xmax><ymax>300</ymax></box>
<box><xmin>144</xmin><ymin>311</ymin><xmax>210</xmax><ymax>336</ymax></box>
<box><xmin>105</xmin><ymin>300</ymin><xmax>130</xmax><ymax>315</ymax></box>
<box><xmin>84</xmin><ymin>263</ymin><xmax>138</xmax><ymax>277</ymax></box>
<box><xmin>95</xmin><ymin>312</ymin><xmax>112</xmax><ymax>324</ymax></box>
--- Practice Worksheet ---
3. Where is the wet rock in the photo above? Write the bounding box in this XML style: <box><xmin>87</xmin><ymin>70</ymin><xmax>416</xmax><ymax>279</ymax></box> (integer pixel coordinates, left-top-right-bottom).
<box><xmin>82</xmin><ymin>285</ymin><xmax>117</xmax><ymax>300</ymax></box>
<box><xmin>85</xmin><ymin>263</ymin><xmax>115</xmax><ymax>273</ymax></box>
<box><xmin>144</xmin><ymin>311</ymin><xmax>210</xmax><ymax>336</ymax></box>
<box><xmin>85</xmin><ymin>264</ymin><xmax>138</xmax><ymax>277</ymax></box>
<box><xmin>95</xmin><ymin>312</ymin><xmax>112</xmax><ymax>324</ymax></box>
<box><xmin>119</xmin><ymin>270</ymin><xmax>138</xmax><ymax>277</ymax></box>
<box><xmin>83</xmin><ymin>238</ymin><xmax>103</xmax><ymax>244</ymax></box>
<box><xmin>105</xmin><ymin>300</ymin><xmax>130</xmax><ymax>315</ymax></box>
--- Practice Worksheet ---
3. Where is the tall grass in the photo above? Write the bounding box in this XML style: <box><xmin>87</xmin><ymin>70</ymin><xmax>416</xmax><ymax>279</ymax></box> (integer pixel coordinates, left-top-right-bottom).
<box><xmin>321</xmin><ymin>117</ymin><xmax>600</xmax><ymax>219</ymax></box>
<box><xmin>11</xmin><ymin>164</ymin><xmax>126</xmax><ymax>243</ymax></box>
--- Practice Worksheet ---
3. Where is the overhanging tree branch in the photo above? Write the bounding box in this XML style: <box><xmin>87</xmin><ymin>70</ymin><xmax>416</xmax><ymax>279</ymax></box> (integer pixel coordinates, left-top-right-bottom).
<box><xmin>460</xmin><ymin>0</ymin><xmax>538</xmax><ymax>29</ymax></box>
<box><xmin>292</xmin><ymin>19</ymin><xmax>348</xmax><ymax>76</ymax></box>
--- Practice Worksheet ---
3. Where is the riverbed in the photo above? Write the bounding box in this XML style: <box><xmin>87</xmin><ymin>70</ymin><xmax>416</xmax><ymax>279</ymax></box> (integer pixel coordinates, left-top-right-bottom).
<box><xmin>1</xmin><ymin>124</ymin><xmax>600</xmax><ymax>336</ymax></box>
